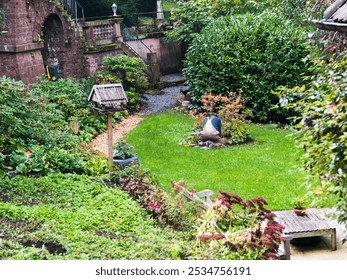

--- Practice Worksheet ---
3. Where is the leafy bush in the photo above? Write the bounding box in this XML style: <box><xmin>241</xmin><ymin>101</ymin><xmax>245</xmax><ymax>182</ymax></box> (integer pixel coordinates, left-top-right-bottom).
<box><xmin>0</xmin><ymin>77</ymin><xmax>84</xmax><ymax>176</ymax></box>
<box><xmin>170</xmin><ymin>0</ymin><xmax>273</xmax><ymax>43</ymax></box>
<box><xmin>183</xmin><ymin>11</ymin><xmax>310</xmax><ymax>122</ymax></box>
<box><xmin>185</xmin><ymin>91</ymin><xmax>252</xmax><ymax>145</ymax></box>
<box><xmin>29</xmin><ymin>77</ymin><xmax>108</xmax><ymax>140</ymax></box>
<box><xmin>0</xmin><ymin>76</ymin><xmax>110</xmax><ymax>177</ymax></box>
<box><xmin>95</xmin><ymin>55</ymin><xmax>149</xmax><ymax>112</ymax></box>
<box><xmin>276</xmin><ymin>57</ymin><xmax>347</xmax><ymax>238</ymax></box>
<box><xmin>169</xmin><ymin>0</ymin><xmax>313</xmax><ymax>44</ymax></box>
<box><xmin>193</xmin><ymin>191</ymin><xmax>284</xmax><ymax>260</ymax></box>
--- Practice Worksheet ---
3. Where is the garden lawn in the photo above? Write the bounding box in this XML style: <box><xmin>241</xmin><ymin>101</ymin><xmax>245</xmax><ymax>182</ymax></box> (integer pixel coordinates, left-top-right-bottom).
<box><xmin>125</xmin><ymin>111</ymin><xmax>307</xmax><ymax>210</ymax></box>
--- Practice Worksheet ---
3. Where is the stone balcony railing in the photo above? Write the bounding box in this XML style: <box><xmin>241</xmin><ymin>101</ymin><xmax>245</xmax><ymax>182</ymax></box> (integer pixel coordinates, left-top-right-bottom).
<box><xmin>81</xmin><ymin>18</ymin><xmax>123</xmax><ymax>51</ymax></box>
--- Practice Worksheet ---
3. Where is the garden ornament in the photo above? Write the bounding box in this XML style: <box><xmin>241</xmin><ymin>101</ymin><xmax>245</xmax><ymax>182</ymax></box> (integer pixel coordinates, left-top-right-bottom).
<box><xmin>200</xmin><ymin>115</ymin><xmax>223</xmax><ymax>145</ymax></box>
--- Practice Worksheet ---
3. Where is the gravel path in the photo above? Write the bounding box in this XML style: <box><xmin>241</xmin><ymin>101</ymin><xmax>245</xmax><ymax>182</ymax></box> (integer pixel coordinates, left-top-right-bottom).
<box><xmin>88</xmin><ymin>85</ymin><xmax>188</xmax><ymax>155</ymax></box>
<box><xmin>139</xmin><ymin>85</ymin><xmax>188</xmax><ymax>114</ymax></box>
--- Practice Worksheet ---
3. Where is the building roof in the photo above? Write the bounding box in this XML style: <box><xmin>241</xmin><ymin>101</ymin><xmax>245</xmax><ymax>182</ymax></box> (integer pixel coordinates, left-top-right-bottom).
<box><xmin>88</xmin><ymin>83</ymin><xmax>128</xmax><ymax>111</ymax></box>
<box><xmin>314</xmin><ymin>0</ymin><xmax>347</xmax><ymax>32</ymax></box>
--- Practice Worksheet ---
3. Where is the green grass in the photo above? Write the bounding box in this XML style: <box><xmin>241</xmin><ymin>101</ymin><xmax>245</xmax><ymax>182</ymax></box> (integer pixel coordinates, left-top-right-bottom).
<box><xmin>163</xmin><ymin>0</ymin><xmax>178</xmax><ymax>12</ymax></box>
<box><xmin>138</xmin><ymin>1</ymin><xmax>178</xmax><ymax>25</ymax></box>
<box><xmin>126</xmin><ymin>111</ymin><xmax>307</xmax><ymax>210</ymax></box>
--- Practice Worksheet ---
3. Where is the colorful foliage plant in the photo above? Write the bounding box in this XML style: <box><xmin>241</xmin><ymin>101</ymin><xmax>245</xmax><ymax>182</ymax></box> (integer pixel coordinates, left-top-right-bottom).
<box><xmin>111</xmin><ymin>166</ymin><xmax>200</xmax><ymax>231</ymax></box>
<box><xmin>195</xmin><ymin>191</ymin><xmax>285</xmax><ymax>260</ymax></box>
<box><xmin>187</xmin><ymin>91</ymin><xmax>252</xmax><ymax>145</ymax></box>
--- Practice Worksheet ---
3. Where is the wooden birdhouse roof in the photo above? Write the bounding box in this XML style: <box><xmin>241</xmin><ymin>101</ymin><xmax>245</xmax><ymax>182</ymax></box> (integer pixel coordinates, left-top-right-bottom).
<box><xmin>313</xmin><ymin>0</ymin><xmax>347</xmax><ymax>32</ymax></box>
<box><xmin>88</xmin><ymin>83</ymin><xmax>128</xmax><ymax>112</ymax></box>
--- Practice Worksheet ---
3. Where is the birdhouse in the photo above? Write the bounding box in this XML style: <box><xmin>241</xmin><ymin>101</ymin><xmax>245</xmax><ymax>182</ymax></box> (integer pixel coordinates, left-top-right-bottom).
<box><xmin>88</xmin><ymin>83</ymin><xmax>128</xmax><ymax>112</ymax></box>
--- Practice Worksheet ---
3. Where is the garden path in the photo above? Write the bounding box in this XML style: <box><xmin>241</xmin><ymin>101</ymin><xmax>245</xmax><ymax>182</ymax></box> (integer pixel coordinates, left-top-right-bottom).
<box><xmin>88</xmin><ymin>75</ymin><xmax>187</xmax><ymax>155</ymax></box>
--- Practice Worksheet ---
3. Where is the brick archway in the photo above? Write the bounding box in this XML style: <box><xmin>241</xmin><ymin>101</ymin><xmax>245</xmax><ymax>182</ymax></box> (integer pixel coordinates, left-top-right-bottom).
<box><xmin>41</xmin><ymin>13</ymin><xmax>64</xmax><ymax>76</ymax></box>
<box><xmin>0</xmin><ymin>0</ymin><xmax>87</xmax><ymax>84</ymax></box>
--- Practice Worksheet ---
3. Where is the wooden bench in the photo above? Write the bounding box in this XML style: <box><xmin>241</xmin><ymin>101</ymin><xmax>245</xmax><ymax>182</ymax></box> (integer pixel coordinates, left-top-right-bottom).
<box><xmin>195</xmin><ymin>189</ymin><xmax>214</xmax><ymax>205</ymax></box>
<box><xmin>274</xmin><ymin>208</ymin><xmax>337</xmax><ymax>259</ymax></box>
<box><xmin>184</xmin><ymin>189</ymin><xmax>214</xmax><ymax>209</ymax></box>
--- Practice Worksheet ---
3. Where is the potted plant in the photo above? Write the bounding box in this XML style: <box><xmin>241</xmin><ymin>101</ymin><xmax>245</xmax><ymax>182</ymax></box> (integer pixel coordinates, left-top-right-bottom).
<box><xmin>113</xmin><ymin>139</ymin><xmax>139</xmax><ymax>168</ymax></box>
<box><xmin>292</xmin><ymin>198</ymin><xmax>307</xmax><ymax>216</ymax></box>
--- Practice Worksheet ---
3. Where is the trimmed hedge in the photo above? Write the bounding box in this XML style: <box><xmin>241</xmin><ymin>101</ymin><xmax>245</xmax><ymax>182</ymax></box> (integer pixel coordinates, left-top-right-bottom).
<box><xmin>184</xmin><ymin>11</ymin><xmax>310</xmax><ymax>122</ymax></box>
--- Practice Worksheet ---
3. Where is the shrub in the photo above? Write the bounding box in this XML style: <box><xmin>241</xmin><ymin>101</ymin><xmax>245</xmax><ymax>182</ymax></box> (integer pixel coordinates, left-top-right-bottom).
<box><xmin>95</xmin><ymin>55</ymin><xmax>149</xmax><ymax>112</ymax></box>
<box><xmin>29</xmin><ymin>77</ymin><xmax>108</xmax><ymax>141</ymax></box>
<box><xmin>183</xmin><ymin>11</ymin><xmax>310</xmax><ymax>122</ymax></box>
<box><xmin>186</xmin><ymin>91</ymin><xmax>252</xmax><ymax>145</ymax></box>
<box><xmin>169</xmin><ymin>0</ymin><xmax>288</xmax><ymax>44</ymax></box>
<box><xmin>277</xmin><ymin>57</ymin><xmax>347</xmax><ymax>239</ymax></box>
<box><xmin>193</xmin><ymin>191</ymin><xmax>284</xmax><ymax>260</ymax></box>
<box><xmin>0</xmin><ymin>76</ymin><xmax>104</xmax><ymax>176</ymax></box>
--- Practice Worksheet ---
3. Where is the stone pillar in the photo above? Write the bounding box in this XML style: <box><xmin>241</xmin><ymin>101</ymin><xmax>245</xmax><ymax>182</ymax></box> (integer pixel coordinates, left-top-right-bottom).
<box><xmin>157</xmin><ymin>1</ymin><xmax>164</xmax><ymax>20</ymax></box>
<box><xmin>147</xmin><ymin>52</ymin><xmax>160</xmax><ymax>83</ymax></box>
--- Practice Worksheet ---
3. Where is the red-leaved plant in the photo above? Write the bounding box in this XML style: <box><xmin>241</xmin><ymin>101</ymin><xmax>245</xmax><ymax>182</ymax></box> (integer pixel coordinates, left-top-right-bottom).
<box><xmin>195</xmin><ymin>191</ymin><xmax>285</xmax><ymax>260</ymax></box>
<box><xmin>112</xmin><ymin>167</ymin><xmax>200</xmax><ymax>231</ymax></box>
<box><xmin>186</xmin><ymin>91</ymin><xmax>252</xmax><ymax>145</ymax></box>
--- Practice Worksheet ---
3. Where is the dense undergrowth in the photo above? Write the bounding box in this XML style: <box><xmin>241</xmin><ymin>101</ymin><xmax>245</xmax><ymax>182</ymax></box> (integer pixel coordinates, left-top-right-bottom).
<box><xmin>0</xmin><ymin>174</ymin><xmax>191</xmax><ymax>260</ymax></box>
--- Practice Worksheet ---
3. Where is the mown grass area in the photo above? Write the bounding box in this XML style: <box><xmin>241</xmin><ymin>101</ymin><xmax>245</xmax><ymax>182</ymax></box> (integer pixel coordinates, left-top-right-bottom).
<box><xmin>125</xmin><ymin>111</ymin><xmax>308</xmax><ymax>211</ymax></box>
<box><xmin>0</xmin><ymin>174</ymin><xmax>187</xmax><ymax>260</ymax></box>
<box><xmin>163</xmin><ymin>0</ymin><xmax>178</xmax><ymax>11</ymax></box>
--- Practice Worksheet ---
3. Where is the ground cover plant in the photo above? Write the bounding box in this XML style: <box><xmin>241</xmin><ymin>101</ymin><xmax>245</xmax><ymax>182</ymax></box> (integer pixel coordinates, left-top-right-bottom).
<box><xmin>0</xmin><ymin>173</ymin><xmax>191</xmax><ymax>260</ymax></box>
<box><xmin>125</xmin><ymin>111</ymin><xmax>307</xmax><ymax>210</ymax></box>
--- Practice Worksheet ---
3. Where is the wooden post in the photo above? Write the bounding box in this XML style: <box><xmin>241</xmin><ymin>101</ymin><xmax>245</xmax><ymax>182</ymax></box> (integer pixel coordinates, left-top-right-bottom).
<box><xmin>107</xmin><ymin>112</ymin><xmax>114</xmax><ymax>172</ymax></box>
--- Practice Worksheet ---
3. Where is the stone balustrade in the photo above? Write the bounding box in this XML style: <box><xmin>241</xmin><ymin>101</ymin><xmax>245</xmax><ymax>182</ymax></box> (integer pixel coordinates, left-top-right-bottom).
<box><xmin>81</xmin><ymin>18</ymin><xmax>123</xmax><ymax>51</ymax></box>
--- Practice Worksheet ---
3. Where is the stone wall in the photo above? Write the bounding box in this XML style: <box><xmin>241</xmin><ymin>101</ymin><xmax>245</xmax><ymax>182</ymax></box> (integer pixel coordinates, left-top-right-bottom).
<box><xmin>84</xmin><ymin>48</ymin><xmax>123</xmax><ymax>77</ymax></box>
<box><xmin>0</xmin><ymin>0</ymin><xmax>87</xmax><ymax>83</ymax></box>
<box><xmin>0</xmin><ymin>0</ymin><xmax>183</xmax><ymax>84</ymax></box>
<box><xmin>127</xmin><ymin>38</ymin><xmax>183</xmax><ymax>74</ymax></box>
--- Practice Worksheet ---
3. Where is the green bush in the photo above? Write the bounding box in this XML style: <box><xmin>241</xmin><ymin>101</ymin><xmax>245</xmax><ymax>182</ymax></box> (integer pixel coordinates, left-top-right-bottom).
<box><xmin>0</xmin><ymin>77</ymin><xmax>105</xmax><ymax>176</ymax></box>
<box><xmin>183</xmin><ymin>11</ymin><xmax>310</xmax><ymax>122</ymax></box>
<box><xmin>95</xmin><ymin>55</ymin><xmax>149</xmax><ymax>112</ymax></box>
<box><xmin>29</xmin><ymin>77</ymin><xmax>108</xmax><ymax>140</ymax></box>
<box><xmin>277</xmin><ymin>57</ymin><xmax>347</xmax><ymax>238</ymax></box>
<box><xmin>169</xmin><ymin>0</ymin><xmax>313</xmax><ymax>44</ymax></box>
<box><xmin>186</xmin><ymin>91</ymin><xmax>252</xmax><ymax>145</ymax></box>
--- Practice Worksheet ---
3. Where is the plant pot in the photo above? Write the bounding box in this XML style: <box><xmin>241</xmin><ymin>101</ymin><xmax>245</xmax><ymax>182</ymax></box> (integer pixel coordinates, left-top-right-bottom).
<box><xmin>182</xmin><ymin>100</ymin><xmax>190</xmax><ymax>107</ymax></box>
<box><xmin>293</xmin><ymin>208</ymin><xmax>306</xmax><ymax>216</ymax></box>
<box><xmin>113</xmin><ymin>154</ymin><xmax>139</xmax><ymax>168</ymax></box>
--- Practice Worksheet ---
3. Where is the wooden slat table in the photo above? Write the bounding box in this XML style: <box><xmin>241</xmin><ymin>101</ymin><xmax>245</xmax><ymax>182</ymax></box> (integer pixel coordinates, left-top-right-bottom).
<box><xmin>274</xmin><ymin>208</ymin><xmax>337</xmax><ymax>259</ymax></box>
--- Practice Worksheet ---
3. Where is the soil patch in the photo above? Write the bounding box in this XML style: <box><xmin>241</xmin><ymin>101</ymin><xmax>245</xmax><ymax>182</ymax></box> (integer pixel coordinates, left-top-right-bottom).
<box><xmin>21</xmin><ymin>240</ymin><xmax>67</xmax><ymax>255</ymax></box>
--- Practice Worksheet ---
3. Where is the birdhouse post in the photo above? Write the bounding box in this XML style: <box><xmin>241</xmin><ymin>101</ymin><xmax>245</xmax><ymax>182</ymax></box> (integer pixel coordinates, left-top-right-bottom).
<box><xmin>88</xmin><ymin>83</ymin><xmax>128</xmax><ymax>172</ymax></box>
